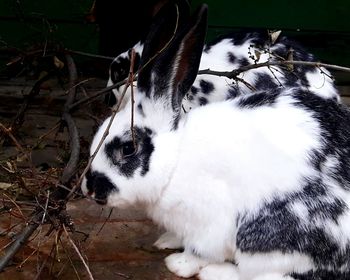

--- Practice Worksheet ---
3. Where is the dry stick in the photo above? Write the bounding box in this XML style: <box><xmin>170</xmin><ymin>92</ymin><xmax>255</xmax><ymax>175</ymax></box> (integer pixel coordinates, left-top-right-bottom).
<box><xmin>198</xmin><ymin>60</ymin><xmax>350</xmax><ymax>78</ymax></box>
<box><xmin>1</xmin><ymin>193</ymin><xmax>26</xmax><ymax>222</ymax></box>
<box><xmin>8</xmin><ymin>70</ymin><xmax>56</xmax><ymax>135</ymax></box>
<box><xmin>96</xmin><ymin>208</ymin><xmax>114</xmax><ymax>236</ymax></box>
<box><xmin>68</xmin><ymin>79</ymin><xmax>131</xmax><ymax>112</ymax></box>
<box><xmin>62</xmin><ymin>224</ymin><xmax>94</xmax><ymax>280</ymax></box>
<box><xmin>0</xmin><ymin>212</ymin><xmax>42</xmax><ymax>271</ymax></box>
<box><xmin>0</xmin><ymin>123</ymin><xmax>25</xmax><ymax>153</ymax></box>
<box><xmin>60</xmin><ymin>54</ymin><xmax>80</xmax><ymax>187</ymax></box>
<box><xmin>57</xmin><ymin>237</ymin><xmax>81</xmax><ymax>280</ymax></box>
<box><xmin>129</xmin><ymin>49</ymin><xmax>137</xmax><ymax>147</ymax></box>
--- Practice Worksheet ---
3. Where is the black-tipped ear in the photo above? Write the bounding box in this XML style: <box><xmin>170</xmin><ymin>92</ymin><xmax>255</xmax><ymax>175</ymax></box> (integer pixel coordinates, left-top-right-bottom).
<box><xmin>138</xmin><ymin>4</ymin><xmax>208</xmax><ymax>110</ymax></box>
<box><xmin>138</xmin><ymin>0</ymin><xmax>191</xmax><ymax>95</ymax></box>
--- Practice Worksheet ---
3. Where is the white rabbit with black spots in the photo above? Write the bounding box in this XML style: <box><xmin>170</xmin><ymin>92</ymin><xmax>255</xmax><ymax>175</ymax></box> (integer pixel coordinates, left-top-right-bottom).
<box><xmin>105</xmin><ymin>4</ymin><xmax>339</xmax><ymax>110</ymax></box>
<box><xmin>82</xmin><ymin>3</ymin><xmax>350</xmax><ymax>280</ymax></box>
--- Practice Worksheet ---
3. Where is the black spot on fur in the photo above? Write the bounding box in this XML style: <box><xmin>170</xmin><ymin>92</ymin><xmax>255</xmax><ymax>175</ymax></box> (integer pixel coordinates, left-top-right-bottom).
<box><xmin>187</xmin><ymin>95</ymin><xmax>194</xmax><ymax>101</ymax></box>
<box><xmin>226</xmin><ymin>88</ymin><xmax>240</xmax><ymax>99</ymax></box>
<box><xmin>190</xmin><ymin>86</ymin><xmax>199</xmax><ymax>95</ymax></box>
<box><xmin>85</xmin><ymin>170</ymin><xmax>118</xmax><ymax>205</ymax></box>
<box><xmin>104</xmin><ymin>127</ymin><xmax>154</xmax><ymax>177</ymax></box>
<box><xmin>236</xmin><ymin>177</ymin><xmax>348</xmax><ymax>270</ymax></box>
<box><xmin>138</xmin><ymin>103</ymin><xmax>145</xmax><ymax>116</ymax></box>
<box><xmin>227</xmin><ymin>52</ymin><xmax>237</xmax><ymax>64</ymax></box>
<box><xmin>293</xmin><ymin>90</ymin><xmax>350</xmax><ymax>189</ymax></box>
<box><xmin>291</xmin><ymin>270</ymin><xmax>350</xmax><ymax>280</ymax></box>
<box><xmin>254</xmin><ymin>73</ymin><xmax>278</xmax><ymax>91</ymax></box>
<box><xmin>199</xmin><ymin>97</ymin><xmax>208</xmax><ymax>106</ymax></box>
<box><xmin>199</xmin><ymin>80</ymin><xmax>215</xmax><ymax>94</ymax></box>
<box><xmin>238</xmin><ymin>57</ymin><xmax>250</xmax><ymax>67</ymax></box>
<box><xmin>237</xmin><ymin>91</ymin><xmax>279</xmax><ymax>108</ymax></box>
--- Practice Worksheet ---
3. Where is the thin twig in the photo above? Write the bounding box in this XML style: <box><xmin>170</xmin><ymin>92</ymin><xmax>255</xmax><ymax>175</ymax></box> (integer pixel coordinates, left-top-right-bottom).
<box><xmin>1</xmin><ymin>193</ymin><xmax>27</xmax><ymax>222</ymax></box>
<box><xmin>129</xmin><ymin>49</ymin><xmax>137</xmax><ymax>147</ymax></box>
<box><xmin>57</xmin><ymin>237</ymin><xmax>81</xmax><ymax>279</ymax></box>
<box><xmin>96</xmin><ymin>208</ymin><xmax>114</xmax><ymax>236</ymax></box>
<box><xmin>63</xmin><ymin>224</ymin><xmax>94</xmax><ymax>280</ymax></box>
<box><xmin>68</xmin><ymin>78</ymin><xmax>131</xmax><ymax>112</ymax></box>
<box><xmin>0</xmin><ymin>123</ymin><xmax>23</xmax><ymax>151</ymax></box>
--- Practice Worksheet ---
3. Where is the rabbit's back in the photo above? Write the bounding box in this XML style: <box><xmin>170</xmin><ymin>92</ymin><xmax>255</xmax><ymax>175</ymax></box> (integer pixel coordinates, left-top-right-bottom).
<box><xmin>185</xmin><ymin>31</ymin><xmax>339</xmax><ymax>111</ymax></box>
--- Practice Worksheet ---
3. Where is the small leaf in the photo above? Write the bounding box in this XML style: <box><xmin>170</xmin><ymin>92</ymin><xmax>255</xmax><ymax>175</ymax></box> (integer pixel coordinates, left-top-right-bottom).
<box><xmin>54</xmin><ymin>56</ymin><xmax>65</xmax><ymax>69</ymax></box>
<box><xmin>287</xmin><ymin>48</ymin><xmax>294</xmax><ymax>71</ymax></box>
<box><xmin>269</xmin><ymin>30</ymin><xmax>282</xmax><ymax>44</ymax></box>
<box><xmin>254</xmin><ymin>50</ymin><xmax>261</xmax><ymax>62</ymax></box>
<box><xmin>0</xmin><ymin>182</ymin><xmax>12</xmax><ymax>190</ymax></box>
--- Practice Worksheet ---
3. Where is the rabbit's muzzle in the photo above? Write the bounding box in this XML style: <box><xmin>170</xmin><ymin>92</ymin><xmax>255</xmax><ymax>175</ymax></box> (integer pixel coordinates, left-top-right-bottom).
<box><xmin>84</xmin><ymin>170</ymin><xmax>118</xmax><ymax>205</ymax></box>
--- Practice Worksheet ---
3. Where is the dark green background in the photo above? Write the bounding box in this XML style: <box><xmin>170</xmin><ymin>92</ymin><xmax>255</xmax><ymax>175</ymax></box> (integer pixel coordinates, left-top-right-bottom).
<box><xmin>1</xmin><ymin>0</ymin><xmax>349</xmax><ymax>81</ymax></box>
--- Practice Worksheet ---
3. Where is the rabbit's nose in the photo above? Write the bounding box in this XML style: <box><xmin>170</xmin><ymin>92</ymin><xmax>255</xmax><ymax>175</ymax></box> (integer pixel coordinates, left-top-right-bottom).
<box><xmin>85</xmin><ymin>171</ymin><xmax>118</xmax><ymax>205</ymax></box>
<box><xmin>84</xmin><ymin>170</ymin><xmax>96</xmax><ymax>196</ymax></box>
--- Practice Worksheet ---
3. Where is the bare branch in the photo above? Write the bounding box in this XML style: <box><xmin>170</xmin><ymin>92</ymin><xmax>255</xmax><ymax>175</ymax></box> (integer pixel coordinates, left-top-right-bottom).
<box><xmin>198</xmin><ymin>60</ymin><xmax>350</xmax><ymax>79</ymax></box>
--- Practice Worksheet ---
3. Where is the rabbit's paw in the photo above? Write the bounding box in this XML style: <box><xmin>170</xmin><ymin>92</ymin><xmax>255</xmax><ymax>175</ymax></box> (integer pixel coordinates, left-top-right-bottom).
<box><xmin>198</xmin><ymin>263</ymin><xmax>239</xmax><ymax>280</ymax></box>
<box><xmin>154</xmin><ymin>231</ymin><xmax>183</xmax><ymax>250</ymax></box>
<box><xmin>165</xmin><ymin>252</ymin><xmax>208</xmax><ymax>278</ymax></box>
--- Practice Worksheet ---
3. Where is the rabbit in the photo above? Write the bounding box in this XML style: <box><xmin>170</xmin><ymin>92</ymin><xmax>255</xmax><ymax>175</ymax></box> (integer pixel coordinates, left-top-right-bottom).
<box><xmin>82</xmin><ymin>2</ymin><xmax>350</xmax><ymax>280</ymax></box>
<box><xmin>104</xmin><ymin>13</ymin><xmax>340</xmax><ymax>111</ymax></box>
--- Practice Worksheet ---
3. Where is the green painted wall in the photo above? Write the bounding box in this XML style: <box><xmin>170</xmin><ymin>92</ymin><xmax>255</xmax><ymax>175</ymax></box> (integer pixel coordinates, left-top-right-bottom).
<box><xmin>1</xmin><ymin>0</ymin><xmax>349</xmax><ymax>81</ymax></box>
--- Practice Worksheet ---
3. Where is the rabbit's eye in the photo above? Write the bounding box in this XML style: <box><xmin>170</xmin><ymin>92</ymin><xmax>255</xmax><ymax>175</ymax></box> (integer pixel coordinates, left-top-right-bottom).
<box><xmin>121</xmin><ymin>141</ymin><xmax>137</xmax><ymax>158</ymax></box>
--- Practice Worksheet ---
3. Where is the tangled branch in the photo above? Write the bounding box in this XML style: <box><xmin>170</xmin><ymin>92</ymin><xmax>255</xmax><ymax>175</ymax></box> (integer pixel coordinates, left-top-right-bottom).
<box><xmin>198</xmin><ymin>60</ymin><xmax>350</xmax><ymax>78</ymax></box>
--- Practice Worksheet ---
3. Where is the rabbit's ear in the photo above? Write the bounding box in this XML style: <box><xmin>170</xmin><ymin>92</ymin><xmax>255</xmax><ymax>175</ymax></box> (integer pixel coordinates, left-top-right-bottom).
<box><xmin>138</xmin><ymin>0</ymin><xmax>190</xmax><ymax>75</ymax></box>
<box><xmin>137</xmin><ymin>4</ymin><xmax>208</xmax><ymax>111</ymax></box>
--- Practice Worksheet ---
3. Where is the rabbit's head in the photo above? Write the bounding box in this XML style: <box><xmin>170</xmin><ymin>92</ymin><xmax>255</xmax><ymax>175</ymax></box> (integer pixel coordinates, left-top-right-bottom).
<box><xmin>104</xmin><ymin>0</ymin><xmax>190</xmax><ymax>108</ymax></box>
<box><xmin>82</xmin><ymin>3</ymin><xmax>208</xmax><ymax>207</ymax></box>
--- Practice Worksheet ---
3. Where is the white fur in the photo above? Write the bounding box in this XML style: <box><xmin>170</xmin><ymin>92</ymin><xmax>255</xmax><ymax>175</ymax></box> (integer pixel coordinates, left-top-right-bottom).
<box><xmin>236</xmin><ymin>251</ymin><xmax>314</xmax><ymax>279</ymax></box>
<box><xmin>199</xmin><ymin>263</ymin><xmax>239</xmax><ymax>280</ymax></box>
<box><xmin>165</xmin><ymin>251</ymin><xmax>209</xmax><ymax>278</ymax></box>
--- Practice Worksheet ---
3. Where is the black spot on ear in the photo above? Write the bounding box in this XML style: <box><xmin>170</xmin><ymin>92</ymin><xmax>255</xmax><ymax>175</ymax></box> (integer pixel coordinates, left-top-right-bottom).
<box><xmin>104</xmin><ymin>90</ymin><xmax>118</xmax><ymax>107</ymax></box>
<box><xmin>110</xmin><ymin>57</ymin><xmax>130</xmax><ymax>84</ymax></box>
<box><xmin>199</xmin><ymin>97</ymin><xmax>208</xmax><ymax>106</ymax></box>
<box><xmin>227</xmin><ymin>52</ymin><xmax>237</xmax><ymax>64</ymax></box>
<box><xmin>199</xmin><ymin>80</ymin><xmax>215</xmax><ymax>94</ymax></box>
